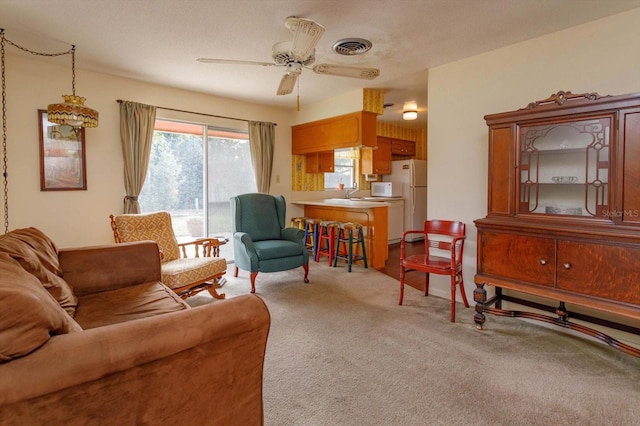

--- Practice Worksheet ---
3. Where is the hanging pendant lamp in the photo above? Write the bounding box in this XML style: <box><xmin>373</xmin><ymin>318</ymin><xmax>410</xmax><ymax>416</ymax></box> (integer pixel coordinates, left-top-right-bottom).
<box><xmin>47</xmin><ymin>46</ymin><xmax>99</xmax><ymax>128</ymax></box>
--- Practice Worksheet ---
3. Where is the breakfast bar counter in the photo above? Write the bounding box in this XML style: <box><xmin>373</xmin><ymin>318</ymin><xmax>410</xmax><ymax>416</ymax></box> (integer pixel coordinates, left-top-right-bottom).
<box><xmin>291</xmin><ymin>199</ymin><xmax>389</xmax><ymax>269</ymax></box>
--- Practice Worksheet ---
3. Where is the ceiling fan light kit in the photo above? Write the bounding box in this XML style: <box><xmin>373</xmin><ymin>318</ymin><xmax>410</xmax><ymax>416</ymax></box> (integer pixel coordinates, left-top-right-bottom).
<box><xmin>197</xmin><ymin>16</ymin><xmax>380</xmax><ymax>99</ymax></box>
<box><xmin>403</xmin><ymin>110</ymin><xmax>418</xmax><ymax>121</ymax></box>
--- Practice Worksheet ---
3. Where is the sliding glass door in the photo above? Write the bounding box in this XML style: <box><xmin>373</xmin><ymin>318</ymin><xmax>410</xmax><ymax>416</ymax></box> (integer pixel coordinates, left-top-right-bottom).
<box><xmin>139</xmin><ymin>119</ymin><xmax>256</xmax><ymax>260</ymax></box>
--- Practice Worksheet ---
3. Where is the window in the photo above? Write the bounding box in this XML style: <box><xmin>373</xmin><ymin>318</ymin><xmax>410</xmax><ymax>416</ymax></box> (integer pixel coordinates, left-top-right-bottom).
<box><xmin>139</xmin><ymin>119</ymin><xmax>256</xmax><ymax>259</ymax></box>
<box><xmin>324</xmin><ymin>149</ymin><xmax>358</xmax><ymax>189</ymax></box>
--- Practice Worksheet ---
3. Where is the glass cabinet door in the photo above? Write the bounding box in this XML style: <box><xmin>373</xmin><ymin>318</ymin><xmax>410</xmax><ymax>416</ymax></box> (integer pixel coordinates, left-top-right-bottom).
<box><xmin>519</xmin><ymin>116</ymin><xmax>611</xmax><ymax>218</ymax></box>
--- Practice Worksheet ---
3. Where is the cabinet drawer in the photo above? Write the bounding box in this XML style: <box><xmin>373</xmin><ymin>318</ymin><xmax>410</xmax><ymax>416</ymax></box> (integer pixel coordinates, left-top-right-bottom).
<box><xmin>480</xmin><ymin>232</ymin><xmax>555</xmax><ymax>286</ymax></box>
<box><xmin>557</xmin><ymin>241</ymin><xmax>640</xmax><ymax>305</ymax></box>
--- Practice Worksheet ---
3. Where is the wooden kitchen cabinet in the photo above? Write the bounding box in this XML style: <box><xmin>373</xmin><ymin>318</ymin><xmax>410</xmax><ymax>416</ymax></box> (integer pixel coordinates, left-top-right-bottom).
<box><xmin>390</xmin><ymin>138</ymin><xmax>416</xmax><ymax>156</ymax></box>
<box><xmin>291</xmin><ymin>111</ymin><xmax>377</xmax><ymax>154</ymax></box>
<box><xmin>305</xmin><ymin>151</ymin><xmax>334</xmax><ymax>173</ymax></box>
<box><xmin>361</xmin><ymin>137</ymin><xmax>392</xmax><ymax>175</ymax></box>
<box><xmin>474</xmin><ymin>90</ymin><xmax>640</xmax><ymax>357</ymax></box>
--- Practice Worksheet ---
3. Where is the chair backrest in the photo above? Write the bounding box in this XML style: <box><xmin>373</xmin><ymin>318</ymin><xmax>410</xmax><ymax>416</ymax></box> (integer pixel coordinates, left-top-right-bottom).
<box><xmin>424</xmin><ymin>219</ymin><xmax>465</xmax><ymax>261</ymax></box>
<box><xmin>230</xmin><ymin>193</ymin><xmax>286</xmax><ymax>241</ymax></box>
<box><xmin>110</xmin><ymin>211</ymin><xmax>180</xmax><ymax>262</ymax></box>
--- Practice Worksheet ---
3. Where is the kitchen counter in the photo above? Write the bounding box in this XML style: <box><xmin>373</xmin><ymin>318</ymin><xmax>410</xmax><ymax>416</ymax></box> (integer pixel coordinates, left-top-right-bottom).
<box><xmin>291</xmin><ymin>199</ymin><xmax>388</xmax><ymax>269</ymax></box>
<box><xmin>292</xmin><ymin>198</ymin><xmax>396</xmax><ymax>208</ymax></box>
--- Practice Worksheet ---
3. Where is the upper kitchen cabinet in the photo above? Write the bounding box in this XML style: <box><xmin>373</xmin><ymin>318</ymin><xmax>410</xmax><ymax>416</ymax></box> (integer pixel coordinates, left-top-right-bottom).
<box><xmin>292</xmin><ymin>111</ymin><xmax>377</xmax><ymax>154</ymax></box>
<box><xmin>361</xmin><ymin>136</ymin><xmax>392</xmax><ymax>175</ymax></box>
<box><xmin>390</xmin><ymin>138</ymin><xmax>416</xmax><ymax>156</ymax></box>
<box><xmin>305</xmin><ymin>151</ymin><xmax>335</xmax><ymax>173</ymax></box>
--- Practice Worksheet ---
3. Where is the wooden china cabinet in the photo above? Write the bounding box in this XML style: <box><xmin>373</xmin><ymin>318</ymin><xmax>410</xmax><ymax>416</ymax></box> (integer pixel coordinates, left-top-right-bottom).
<box><xmin>474</xmin><ymin>90</ymin><xmax>640</xmax><ymax>357</ymax></box>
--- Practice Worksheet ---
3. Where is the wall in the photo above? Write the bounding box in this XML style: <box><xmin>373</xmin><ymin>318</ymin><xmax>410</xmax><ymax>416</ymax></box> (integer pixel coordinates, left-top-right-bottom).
<box><xmin>4</xmin><ymin>54</ymin><xmax>291</xmax><ymax>247</ymax></box>
<box><xmin>426</xmin><ymin>9</ymin><xmax>640</xmax><ymax>303</ymax></box>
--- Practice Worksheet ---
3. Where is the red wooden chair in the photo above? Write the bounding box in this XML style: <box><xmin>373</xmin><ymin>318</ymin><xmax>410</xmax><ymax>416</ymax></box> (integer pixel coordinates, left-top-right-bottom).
<box><xmin>399</xmin><ymin>219</ymin><xmax>469</xmax><ymax>322</ymax></box>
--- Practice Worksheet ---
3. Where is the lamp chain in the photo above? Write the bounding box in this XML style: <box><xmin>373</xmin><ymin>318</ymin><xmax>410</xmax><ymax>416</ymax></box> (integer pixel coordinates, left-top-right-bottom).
<box><xmin>1</xmin><ymin>30</ymin><xmax>8</xmax><ymax>233</ymax></box>
<box><xmin>0</xmin><ymin>30</ymin><xmax>74</xmax><ymax>233</ymax></box>
<box><xmin>71</xmin><ymin>45</ymin><xmax>76</xmax><ymax>96</ymax></box>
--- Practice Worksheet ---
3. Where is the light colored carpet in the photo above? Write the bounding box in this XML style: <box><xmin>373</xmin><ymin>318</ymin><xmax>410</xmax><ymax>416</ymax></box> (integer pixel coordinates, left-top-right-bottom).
<box><xmin>188</xmin><ymin>262</ymin><xmax>640</xmax><ymax>426</ymax></box>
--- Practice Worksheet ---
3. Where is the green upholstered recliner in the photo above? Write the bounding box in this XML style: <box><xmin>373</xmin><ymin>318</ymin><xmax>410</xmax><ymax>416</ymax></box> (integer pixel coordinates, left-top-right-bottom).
<box><xmin>231</xmin><ymin>193</ymin><xmax>309</xmax><ymax>293</ymax></box>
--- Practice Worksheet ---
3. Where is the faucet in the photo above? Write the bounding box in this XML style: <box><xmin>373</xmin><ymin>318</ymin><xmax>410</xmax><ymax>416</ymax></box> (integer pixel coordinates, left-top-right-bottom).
<box><xmin>345</xmin><ymin>182</ymin><xmax>359</xmax><ymax>199</ymax></box>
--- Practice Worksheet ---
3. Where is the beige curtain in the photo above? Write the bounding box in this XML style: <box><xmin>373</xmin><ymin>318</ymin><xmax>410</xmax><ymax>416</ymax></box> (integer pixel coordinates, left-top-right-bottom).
<box><xmin>248</xmin><ymin>121</ymin><xmax>275</xmax><ymax>193</ymax></box>
<box><xmin>119</xmin><ymin>101</ymin><xmax>157</xmax><ymax>213</ymax></box>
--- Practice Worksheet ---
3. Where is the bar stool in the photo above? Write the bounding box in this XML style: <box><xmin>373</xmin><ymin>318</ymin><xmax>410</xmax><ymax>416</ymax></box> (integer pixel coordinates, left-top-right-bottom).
<box><xmin>315</xmin><ymin>221</ymin><xmax>340</xmax><ymax>265</ymax></box>
<box><xmin>303</xmin><ymin>218</ymin><xmax>322</xmax><ymax>258</ymax></box>
<box><xmin>290</xmin><ymin>217</ymin><xmax>307</xmax><ymax>229</ymax></box>
<box><xmin>333</xmin><ymin>222</ymin><xmax>368</xmax><ymax>272</ymax></box>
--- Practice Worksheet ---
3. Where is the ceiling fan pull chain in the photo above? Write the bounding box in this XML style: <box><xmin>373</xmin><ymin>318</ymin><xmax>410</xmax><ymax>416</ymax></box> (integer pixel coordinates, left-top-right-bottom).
<box><xmin>296</xmin><ymin>77</ymin><xmax>300</xmax><ymax>112</ymax></box>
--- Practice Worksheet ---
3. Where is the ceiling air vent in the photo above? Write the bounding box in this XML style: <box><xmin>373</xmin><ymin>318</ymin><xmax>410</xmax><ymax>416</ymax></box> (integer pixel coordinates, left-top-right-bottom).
<box><xmin>332</xmin><ymin>38</ymin><xmax>373</xmax><ymax>56</ymax></box>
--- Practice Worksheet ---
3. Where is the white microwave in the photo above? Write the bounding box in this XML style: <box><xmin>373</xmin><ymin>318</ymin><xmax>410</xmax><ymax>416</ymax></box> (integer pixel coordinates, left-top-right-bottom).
<box><xmin>371</xmin><ymin>182</ymin><xmax>402</xmax><ymax>197</ymax></box>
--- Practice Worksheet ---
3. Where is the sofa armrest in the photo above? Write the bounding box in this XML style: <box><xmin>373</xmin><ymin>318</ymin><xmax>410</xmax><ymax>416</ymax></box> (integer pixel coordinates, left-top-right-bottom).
<box><xmin>0</xmin><ymin>294</ymin><xmax>270</xmax><ymax>424</ymax></box>
<box><xmin>59</xmin><ymin>241</ymin><xmax>162</xmax><ymax>297</ymax></box>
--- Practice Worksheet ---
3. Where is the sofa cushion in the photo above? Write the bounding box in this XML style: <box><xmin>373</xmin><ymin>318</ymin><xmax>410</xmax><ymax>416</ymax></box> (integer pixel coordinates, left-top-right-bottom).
<box><xmin>0</xmin><ymin>227</ymin><xmax>77</xmax><ymax>316</ymax></box>
<box><xmin>74</xmin><ymin>281</ymin><xmax>189</xmax><ymax>330</ymax></box>
<box><xmin>0</xmin><ymin>253</ymin><xmax>81</xmax><ymax>363</ymax></box>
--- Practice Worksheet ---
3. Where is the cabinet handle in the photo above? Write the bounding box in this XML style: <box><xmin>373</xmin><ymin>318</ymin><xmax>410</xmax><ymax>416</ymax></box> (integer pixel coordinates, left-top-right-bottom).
<box><xmin>539</xmin><ymin>259</ymin><xmax>547</xmax><ymax>265</ymax></box>
<box><xmin>563</xmin><ymin>263</ymin><xmax>572</xmax><ymax>270</ymax></box>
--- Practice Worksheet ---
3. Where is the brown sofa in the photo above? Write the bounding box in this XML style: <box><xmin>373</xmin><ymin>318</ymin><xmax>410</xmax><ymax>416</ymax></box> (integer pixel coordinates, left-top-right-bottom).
<box><xmin>0</xmin><ymin>228</ymin><xmax>270</xmax><ymax>425</ymax></box>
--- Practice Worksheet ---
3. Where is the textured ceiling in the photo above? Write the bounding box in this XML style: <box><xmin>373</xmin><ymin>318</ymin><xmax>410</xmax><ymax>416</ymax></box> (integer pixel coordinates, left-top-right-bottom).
<box><xmin>1</xmin><ymin>0</ymin><xmax>639</xmax><ymax>128</ymax></box>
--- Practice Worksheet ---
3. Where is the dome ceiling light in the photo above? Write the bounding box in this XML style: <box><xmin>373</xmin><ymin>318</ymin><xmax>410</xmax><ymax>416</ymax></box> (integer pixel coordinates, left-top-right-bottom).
<box><xmin>403</xmin><ymin>110</ymin><xmax>418</xmax><ymax>120</ymax></box>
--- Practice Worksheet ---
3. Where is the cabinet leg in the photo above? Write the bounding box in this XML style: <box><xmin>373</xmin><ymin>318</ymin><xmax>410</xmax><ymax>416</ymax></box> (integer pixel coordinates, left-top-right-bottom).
<box><xmin>556</xmin><ymin>302</ymin><xmax>569</xmax><ymax>322</ymax></box>
<box><xmin>474</xmin><ymin>282</ymin><xmax>487</xmax><ymax>330</ymax></box>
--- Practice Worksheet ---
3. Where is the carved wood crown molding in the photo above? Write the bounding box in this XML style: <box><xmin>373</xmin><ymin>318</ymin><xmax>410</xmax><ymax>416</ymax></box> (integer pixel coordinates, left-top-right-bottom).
<box><xmin>522</xmin><ymin>90</ymin><xmax>609</xmax><ymax>110</ymax></box>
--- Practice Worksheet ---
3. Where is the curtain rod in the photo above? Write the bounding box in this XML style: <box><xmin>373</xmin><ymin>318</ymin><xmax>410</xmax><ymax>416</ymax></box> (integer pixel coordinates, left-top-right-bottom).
<box><xmin>116</xmin><ymin>99</ymin><xmax>276</xmax><ymax>126</ymax></box>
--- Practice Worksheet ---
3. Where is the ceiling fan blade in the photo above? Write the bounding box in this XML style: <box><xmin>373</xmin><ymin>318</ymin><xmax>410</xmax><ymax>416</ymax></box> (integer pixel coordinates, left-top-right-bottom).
<box><xmin>287</xmin><ymin>17</ymin><xmax>325</xmax><ymax>62</ymax></box>
<box><xmin>197</xmin><ymin>58</ymin><xmax>275</xmax><ymax>67</ymax></box>
<box><xmin>277</xmin><ymin>73</ymin><xmax>298</xmax><ymax>96</ymax></box>
<box><xmin>312</xmin><ymin>64</ymin><xmax>380</xmax><ymax>80</ymax></box>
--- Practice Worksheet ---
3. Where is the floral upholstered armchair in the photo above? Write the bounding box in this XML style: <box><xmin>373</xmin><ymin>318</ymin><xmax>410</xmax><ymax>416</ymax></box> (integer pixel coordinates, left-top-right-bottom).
<box><xmin>230</xmin><ymin>193</ymin><xmax>309</xmax><ymax>293</ymax></box>
<box><xmin>109</xmin><ymin>211</ymin><xmax>227</xmax><ymax>299</ymax></box>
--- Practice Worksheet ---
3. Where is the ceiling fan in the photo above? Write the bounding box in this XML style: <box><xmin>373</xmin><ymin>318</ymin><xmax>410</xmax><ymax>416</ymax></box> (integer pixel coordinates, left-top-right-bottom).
<box><xmin>197</xmin><ymin>16</ymin><xmax>380</xmax><ymax>98</ymax></box>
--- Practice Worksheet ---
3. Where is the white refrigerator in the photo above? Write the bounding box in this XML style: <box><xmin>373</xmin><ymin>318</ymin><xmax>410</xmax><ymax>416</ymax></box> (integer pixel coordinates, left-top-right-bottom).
<box><xmin>383</xmin><ymin>159</ymin><xmax>427</xmax><ymax>241</ymax></box>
